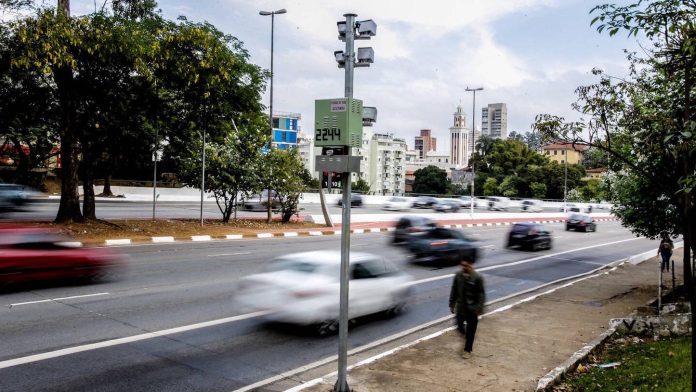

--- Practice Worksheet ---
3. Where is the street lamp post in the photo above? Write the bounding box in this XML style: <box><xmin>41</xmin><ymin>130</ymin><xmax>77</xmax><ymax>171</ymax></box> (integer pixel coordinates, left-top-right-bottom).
<box><xmin>260</xmin><ymin>8</ymin><xmax>287</xmax><ymax>224</ymax></box>
<box><xmin>563</xmin><ymin>151</ymin><xmax>568</xmax><ymax>213</ymax></box>
<box><xmin>465</xmin><ymin>86</ymin><xmax>483</xmax><ymax>217</ymax></box>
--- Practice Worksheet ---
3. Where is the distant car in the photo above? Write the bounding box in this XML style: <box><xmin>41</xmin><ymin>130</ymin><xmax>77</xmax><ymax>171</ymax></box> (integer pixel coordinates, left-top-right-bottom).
<box><xmin>520</xmin><ymin>199</ymin><xmax>544</xmax><ymax>212</ymax></box>
<box><xmin>383</xmin><ymin>197</ymin><xmax>411</xmax><ymax>211</ymax></box>
<box><xmin>433</xmin><ymin>199</ymin><xmax>461</xmax><ymax>213</ymax></box>
<box><xmin>337</xmin><ymin>193</ymin><xmax>363</xmax><ymax>207</ymax></box>
<box><xmin>559</xmin><ymin>203</ymin><xmax>582</xmax><ymax>213</ymax></box>
<box><xmin>565</xmin><ymin>213</ymin><xmax>597</xmax><ymax>232</ymax></box>
<box><xmin>488</xmin><ymin>196</ymin><xmax>510</xmax><ymax>211</ymax></box>
<box><xmin>243</xmin><ymin>190</ymin><xmax>280</xmax><ymax>211</ymax></box>
<box><xmin>233</xmin><ymin>251</ymin><xmax>413</xmax><ymax>336</ymax></box>
<box><xmin>0</xmin><ymin>183</ymin><xmax>37</xmax><ymax>212</ymax></box>
<box><xmin>412</xmin><ymin>196</ymin><xmax>438</xmax><ymax>209</ymax></box>
<box><xmin>506</xmin><ymin>223</ymin><xmax>553</xmax><ymax>251</ymax></box>
<box><xmin>392</xmin><ymin>216</ymin><xmax>438</xmax><ymax>245</ymax></box>
<box><xmin>406</xmin><ymin>227</ymin><xmax>479</xmax><ymax>265</ymax></box>
<box><xmin>457</xmin><ymin>195</ymin><xmax>478</xmax><ymax>208</ymax></box>
<box><xmin>0</xmin><ymin>226</ymin><xmax>125</xmax><ymax>288</ymax></box>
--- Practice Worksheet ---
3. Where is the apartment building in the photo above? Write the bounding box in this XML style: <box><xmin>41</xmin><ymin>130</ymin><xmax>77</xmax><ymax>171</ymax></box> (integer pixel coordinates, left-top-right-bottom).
<box><xmin>481</xmin><ymin>103</ymin><xmax>508</xmax><ymax>139</ymax></box>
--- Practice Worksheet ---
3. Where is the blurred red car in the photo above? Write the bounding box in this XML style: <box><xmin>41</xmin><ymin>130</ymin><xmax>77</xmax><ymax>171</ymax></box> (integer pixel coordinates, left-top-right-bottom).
<box><xmin>0</xmin><ymin>226</ymin><xmax>124</xmax><ymax>288</ymax></box>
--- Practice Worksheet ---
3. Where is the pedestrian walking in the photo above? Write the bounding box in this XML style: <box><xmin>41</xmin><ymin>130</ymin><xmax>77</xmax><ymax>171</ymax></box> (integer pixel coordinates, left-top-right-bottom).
<box><xmin>449</xmin><ymin>258</ymin><xmax>485</xmax><ymax>359</ymax></box>
<box><xmin>657</xmin><ymin>234</ymin><xmax>674</xmax><ymax>273</ymax></box>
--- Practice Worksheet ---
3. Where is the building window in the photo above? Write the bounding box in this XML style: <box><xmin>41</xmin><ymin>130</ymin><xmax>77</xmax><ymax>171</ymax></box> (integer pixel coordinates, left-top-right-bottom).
<box><xmin>554</xmin><ymin>150</ymin><xmax>558</xmax><ymax>156</ymax></box>
<box><xmin>272</xmin><ymin>118</ymin><xmax>280</xmax><ymax>128</ymax></box>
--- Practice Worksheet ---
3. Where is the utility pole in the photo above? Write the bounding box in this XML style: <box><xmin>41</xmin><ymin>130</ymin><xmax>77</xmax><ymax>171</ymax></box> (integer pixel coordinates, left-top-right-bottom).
<box><xmin>466</xmin><ymin>87</ymin><xmax>483</xmax><ymax>217</ymax></box>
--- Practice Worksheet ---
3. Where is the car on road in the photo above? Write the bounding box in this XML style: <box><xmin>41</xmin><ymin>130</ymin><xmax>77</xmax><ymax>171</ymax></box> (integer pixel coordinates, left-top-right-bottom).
<box><xmin>233</xmin><ymin>251</ymin><xmax>413</xmax><ymax>336</ymax></box>
<box><xmin>487</xmin><ymin>196</ymin><xmax>510</xmax><ymax>211</ymax></box>
<box><xmin>559</xmin><ymin>203</ymin><xmax>582</xmax><ymax>213</ymax></box>
<box><xmin>520</xmin><ymin>199</ymin><xmax>544</xmax><ymax>212</ymax></box>
<box><xmin>433</xmin><ymin>199</ymin><xmax>461</xmax><ymax>213</ymax></box>
<box><xmin>0</xmin><ymin>226</ymin><xmax>125</xmax><ymax>289</ymax></box>
<box><xmin>506</xmin><ymin>222</ymin><xmax>553</xmax><ymax>251</ymax></box>
<box><xmin>382</xmin><ymin>196</ymin><xmax>411</xmax><ymax>211</ymax></box>
<box><xmin>457</xmin><ymin>195</ymin><xmax>479</xmax><ymax>208</ymax></box>
<box><xmin>337</xmin><ymin>193</ymin><xmax>363</xmax><ymax>207</ymax></box>
<box><xmin>243</xmin><ymin>190</ymin><xmax>280</xmax><ymax>211</ymax></box>
<box><xmin>412</xmin><ymin>196</ymin><xmax>438</xmax><ymax>209</ymax></box>
<box><xmin>406</xmin><ymin>227</ymin><xmax>479</xmax><ymax>266</ymax></box>
<box><xmin>392</xmin><ymin>216</ymin><xmax>438</xmax><ymax>245</ymax></box>
<box><xmin>565</xmin><ymin>213</ymin><xmax>597</xmax><ymax>232</ymax></box>
<box><xmin>0</xmin><ymin>183</ymin><xmax>39</xmax><ymax>212</ymax></box>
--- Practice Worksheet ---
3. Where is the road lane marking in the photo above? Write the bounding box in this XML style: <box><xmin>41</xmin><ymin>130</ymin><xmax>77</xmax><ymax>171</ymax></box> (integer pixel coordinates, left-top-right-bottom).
<box><xmin>0</xmin><ymin>311</ymin><xmax>269</xmax><ymax>370</ymax></box>
<box><xmin>9</xmin><ymin>293</ymin><xmax>110</xmax><ymax>307</ymax></box>
<box><xmin>208</xmin><ymin>252</ymin><xmax>252</xmax><ymax>257</ymax></box>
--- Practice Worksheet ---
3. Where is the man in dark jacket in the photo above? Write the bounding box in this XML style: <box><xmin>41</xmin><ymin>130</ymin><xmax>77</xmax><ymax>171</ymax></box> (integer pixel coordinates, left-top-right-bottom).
<box><xmin>449</xmin><ymin>258</ymin><xmax>486</xmax><ymax>359</ymax></box>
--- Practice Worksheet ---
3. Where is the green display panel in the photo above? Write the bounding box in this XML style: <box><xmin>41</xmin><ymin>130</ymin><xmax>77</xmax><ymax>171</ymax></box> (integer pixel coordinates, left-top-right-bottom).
<box><xmin>314</xmin><ymin>98</ymin><xmax>363</xmax><ymax>148</ymax></box>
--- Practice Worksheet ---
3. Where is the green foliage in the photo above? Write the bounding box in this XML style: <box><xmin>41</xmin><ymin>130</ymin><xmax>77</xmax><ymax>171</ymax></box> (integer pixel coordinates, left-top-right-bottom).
<box><xmin>563</xmin><ymin>337</ymin><xmax>691</xmax><ymax>391</ymax></box>
<box><xmin>483</xmin><ymin>177</ymin><xmax>498</xmax><ymax>196</ymax></box>
<box><xmin>498</xmin><ymin>175</ymin><xmax>519</xmax><ymax>197</ymax></box>
<box><xmin>413</xmin><ymin>165</ymin><xmax>447</xmax><ymax>195</ymax></box>
<box><xmin>299</xmin><ymin>168</ymin><xmax>320</xmax><ymax>190</ymax></box>
<box><xmin>263</xmin><ymin>149</ymin><xmax>305</xmax><ymax>223</ymax></box>
<box><xmin>352</xmin><ymin>178</ymin><xmax>370</xmax><ymax>193</ymax></box>
<box><xmin>530</xmin><ymin>182</ymin><xmax>547</xmax><ymax>199</ymax></box>
<box><xmin>447</xmin><ymin>181</ymin><xmax>466</xmax><ymax>195</ymax></box>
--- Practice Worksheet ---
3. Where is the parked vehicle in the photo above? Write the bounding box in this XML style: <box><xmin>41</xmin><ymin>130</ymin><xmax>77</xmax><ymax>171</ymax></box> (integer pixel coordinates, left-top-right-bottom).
<box><xmin>337</xmin><ymin>193</ymin><xmax>363</xmax><ymax>207</ymax></box>
<box><xmin>393</xmin><ymin>216</ymin><xmax>438</xmax><ymax>245</ymax></box>
<box><xmin>433</xmin><ymin>199</ymin><xmax>461</xmax><ymax>213</ymax></box>
<box><xmin>520</xmin><ymin>199</ymin><xmax>544</xmax><ymax>212</ymax></box>
<box><xmin>487</xmin><ymin>196</ymin><xmax>510</xmax><ymax>211</ymax></box>
<box><xmin>506</xmin><ymin>223</ymin><xmax>553</xmax><ymax>251</ymax></box>
<box><xmin>243</xmin><ymin>190</ymin><xmax>280</xmax><ymax>211</ymax></box>
<box><xmin>0</xmin><ymin>226</ymin><xmax>125</xmax><ymax>288</ymax></box>
<box><xmin>565</xmin><ymin>213</ymin><xmax>597</xmax><ymax>232</ymax></box>
<box><xmin>233</xmin><ymin>251</ymin><xmax>412</xmax><ymax>336</ymax></box>
<box><xmin>412</xmin><ymin>196</ymin><xmax>438</xmax><ymax>209</ymax></box>
<box><xmin>406</xmin><ymin>227</ymin><xmax>479</xmax><ymax>265</ymax></box>
<box><xmin>382</xmin><ymin>196</ymin><xmax>411</xmax><ymax>211</ymax></box>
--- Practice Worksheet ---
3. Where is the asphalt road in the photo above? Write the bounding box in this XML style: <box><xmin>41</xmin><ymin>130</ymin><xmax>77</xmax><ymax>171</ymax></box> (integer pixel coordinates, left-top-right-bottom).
<box><xmin>1</xmin><ymin>200</ymin><xmax>574</xmax><ymax>221</ymax></box>
<box><xmin>0</xmin><ymin>221</ymin><xmax>657</xmax><ymax>392</ymax></box>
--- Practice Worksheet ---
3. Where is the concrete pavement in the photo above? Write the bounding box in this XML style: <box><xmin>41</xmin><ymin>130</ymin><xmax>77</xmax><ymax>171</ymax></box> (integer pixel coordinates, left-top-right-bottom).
<box><xmin>288</xmin><ymin>249</ymin><xmax>682</xmax><ymax>392</ymax></box>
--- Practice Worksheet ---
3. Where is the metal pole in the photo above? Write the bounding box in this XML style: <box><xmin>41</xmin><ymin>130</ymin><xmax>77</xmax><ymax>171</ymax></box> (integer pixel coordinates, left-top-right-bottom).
<box><xmin>335</xmin><ymin>14</ymin><xmax>356</xmax><ymax>392</ymax></box>
<box><xmin>200</xmin><ymin>128</ymin><xmax>206</xmax><ymax>227</ymax></box>
<box><xmin>152</xmin><ymin>127</ymin><xmax>158</xmax><ymax>221</ymax></box>
<box><xmin>658</xmin><ymin>264</ymin><xmax>662</xmax><ymax>314</ymax></box>
<box><xmin>267</xmin><ymin>12</ymin><xmax>275</xmax><ymax>224</ymax></box>
<box><xmin>563</xmin><ymin>154</ymin><xmax>568</xmax><ymax>213</ymax></box>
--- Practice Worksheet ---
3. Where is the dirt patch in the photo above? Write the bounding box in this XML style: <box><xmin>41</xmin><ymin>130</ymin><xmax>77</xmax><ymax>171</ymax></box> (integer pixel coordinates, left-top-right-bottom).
<box><xmin>27</xmin><ymin>219</ymin><xmax>326</xmax><ymax>244</ymax></box>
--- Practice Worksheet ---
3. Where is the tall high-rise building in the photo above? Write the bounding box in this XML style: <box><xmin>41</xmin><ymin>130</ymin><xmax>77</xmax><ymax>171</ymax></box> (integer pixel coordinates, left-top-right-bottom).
<box><xmin>414</xmin><ymin>129</ymin><xmax>436</xmax><ymax>160</ymax></box>
<box><xmin>449</xmin><ymin>105</ymin><xmax>472</xmax><ymax>167</ymax></box>
<box><xmin>481</xmin><ymin>103</ymin><xmax>508</xmax><ymax>139</ymax></box>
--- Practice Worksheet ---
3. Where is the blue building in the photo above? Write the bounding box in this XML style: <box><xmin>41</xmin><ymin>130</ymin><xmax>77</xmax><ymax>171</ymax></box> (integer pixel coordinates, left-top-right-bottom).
<box><xmin>271</xmin><ymin>111</ymin><xmax>301</xmax><ymax>150</ymax></box>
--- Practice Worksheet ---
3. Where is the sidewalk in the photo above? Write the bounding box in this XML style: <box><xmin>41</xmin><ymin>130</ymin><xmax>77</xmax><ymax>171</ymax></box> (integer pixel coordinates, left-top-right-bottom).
<box><xmin>292</xmin><ymin>250</ymin><xmax>682</xmax><ymax>392</ymax></box>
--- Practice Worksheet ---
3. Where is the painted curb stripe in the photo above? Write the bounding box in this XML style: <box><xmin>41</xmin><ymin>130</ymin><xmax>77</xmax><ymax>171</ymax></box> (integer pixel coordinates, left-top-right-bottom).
<box><xmin>353</xmin><ymin>229</ymin><xmax>365</xmax><ymax>234</ymax></box>
<box><xmin>308</xmin><ymin>231</ymin><xmax>323</xmax><ymax>236</ymax></box>
<box><xmin>284</xmin><ymin>232</ymin><xmax>298</xmax><ymax>237</ymax></box>
<box><xmin>105</xmin><ymin>239</ymin><xmax>130</xmax><ymax>246</ymax></box>
<box><xmin>151</xmin><ymin>236</ymin><xmax>174</xmax><ymax>243</ymax></box>
<box><xmin>226</xmin><ymin>234</ymin><xmax>243</xmax><ymax>240</ymax></box>
<box><xmin>257</xmin><ymin>233</ymin><xmax>273</xmax><ymax>238</ymax></box>
<box><xmin>191</xmin><ymin>235</ymin><xmax>211</xmax><ymax>242</ymax></box>
<box><xmin>369</xmin><ymin>228</ymin><xmax>381</xmax><ymax>233</ymax></box>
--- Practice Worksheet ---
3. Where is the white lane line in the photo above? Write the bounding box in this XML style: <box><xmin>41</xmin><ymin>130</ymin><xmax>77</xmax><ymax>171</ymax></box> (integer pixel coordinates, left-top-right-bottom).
<box><xmin>0</xmin><ymin>311</ymin><xmax>269</xmax><ymax>370</ymax></box>
<box><xmin>207</xmin><ymin>252</ymin><xmax>251</xmax><ymax>257</ymax></box>
<box><xmin>9</xmin><ymin>292</ymin><xmax>110</xmax><ymax>307</ymax></box>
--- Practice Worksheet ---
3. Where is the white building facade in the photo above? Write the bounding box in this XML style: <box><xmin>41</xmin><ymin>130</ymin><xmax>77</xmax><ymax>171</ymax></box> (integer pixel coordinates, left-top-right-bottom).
<box><xmin>449</xmin><ymin>104</ymin><xmax>475</xmax><ymax>168</ymax></box>
<box><xmin>481</xmin><ymin>103</ymin><xmax>508</xmax><ymax>139</ymax></box>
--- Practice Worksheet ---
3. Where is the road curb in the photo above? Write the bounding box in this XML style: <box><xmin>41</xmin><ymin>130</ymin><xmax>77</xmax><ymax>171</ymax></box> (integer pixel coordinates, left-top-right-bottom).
<box><xmin>96</xmin><ymin>217</ymin><xmax>618</xmax><ymax>246</ymax></box>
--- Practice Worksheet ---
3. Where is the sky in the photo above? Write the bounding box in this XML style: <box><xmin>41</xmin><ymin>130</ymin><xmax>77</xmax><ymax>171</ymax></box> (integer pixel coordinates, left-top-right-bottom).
<box><xmin>70</xmin><ymin>0</ymin><xmax>640</xmax><ymax>152</ymax></box>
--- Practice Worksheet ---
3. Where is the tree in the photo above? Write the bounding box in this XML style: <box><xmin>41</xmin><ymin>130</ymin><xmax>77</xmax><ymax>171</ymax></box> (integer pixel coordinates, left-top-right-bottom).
<box><xmin>530</xmin><ymin>182</ymin><xmax>547</xmax><ymax>199</ymax></box>
<box><xmin>352</xmin><ymin>178</ymin><xmax>370</xmax><ymax>193</ymax></box>
<box><xmin>534</xmin><ymin>0</ymin><xmax>696</xmax><ymax>380</ymax></box>
<box><xmin>498</xmin><ymin>175</ymin><xmax>519</xmax><ymax>197</ymax></box>
<box><xmin>413</xmin><ymin>165</ymin><xmax>447</xmax><ymax>195</ymax></box>
<box><xmin>264</xmin><ymin>148</ymin><xmax>305</xmax><ymax>223</ymax></box>
<box><xmin>483</xmin><ymin>177</ymin><xmax>498</xmax><ymax>196</ymax></box>
<box><xmin>507</xmin><ymin>131</ymin><xmax>525</xmax><ymax>142</ymax></box>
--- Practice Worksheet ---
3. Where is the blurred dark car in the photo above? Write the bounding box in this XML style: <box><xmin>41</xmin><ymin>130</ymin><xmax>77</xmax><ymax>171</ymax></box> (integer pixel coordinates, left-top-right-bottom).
<box><xmin>393</xmin><ymin>216</ymin><xmax>438</xmax><ymax>244</ymax></box>
<box><xmin>0</xmin><ymin>226</ymin><xmax>125</xmax><ymax>288</ymax></box>
<box><xmin>565</xmin><ymin>213</ymin><xmax>597</xmax><ymax>232</ymax></box>
<box><xmin>337</xmin><ymin>193</ymin><xmax>363</xmax><ymax>207</ymax></box>
<box><xmin>506</xmin><ymin>223</ymin><xmax>553</xmax><ymax>251</ymax></box>
<box><xmin>243</xmin><ymin>190</ymin><xmax>280</xmax><ymax>211</ymax></box>
<box><xmin>406</xmin><ymin>227</ymin><xmax>478</xmax><ymax>265</ymax></box>
<box><xmin>433</xmin><ymin>199</ymin><xmax>461</xmax><ymax>213</ymax></box>
<box><xmin>412</xmin><ymin>196</ymin><xmax>438</xmax><ymax>209</ymax></box>
<box><xmin>0</xmin><ymin>183</ymin><xmax>35</xmax><ymax>212</ymax></box>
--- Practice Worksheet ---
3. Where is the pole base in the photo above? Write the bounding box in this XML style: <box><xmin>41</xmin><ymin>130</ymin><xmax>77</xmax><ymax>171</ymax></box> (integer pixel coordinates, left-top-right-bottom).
<box><xmin>333</xmin><ymin>379</ymin><xmax>351</xmax><ymax>392</ymax></box>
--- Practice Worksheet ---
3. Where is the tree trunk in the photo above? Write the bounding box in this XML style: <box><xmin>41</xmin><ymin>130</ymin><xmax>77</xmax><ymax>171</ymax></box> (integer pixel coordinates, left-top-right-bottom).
<box><xmin>53</xmin><ymin>0</ymin><xmax>82</xmax><ymax>223</ymax></box>
<box><xmin>102</xmin><ymin>175</ymin><xmax>113</xmax><ymax>196</ymax></box>
<box><xmin>82</xmin><ymin>171</ymin><xmax>96</xmax><ymax>220</ymax></box>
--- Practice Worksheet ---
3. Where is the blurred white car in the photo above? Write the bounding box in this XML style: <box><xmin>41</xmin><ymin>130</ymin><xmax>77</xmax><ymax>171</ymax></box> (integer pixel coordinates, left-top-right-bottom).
<box><xmin>520</xmin><ymin>199</ymin><xmax>543</xmax><ymax>212</ymax></box>
<box><xmin>383</xmin><ymin>196</ymin><xmax>411</xmax><ymax>211</ymax></box>
<box><xmin>233</xmin><ymin>251</ymin><xmax>413</xmax><ymax>335</ymax></box>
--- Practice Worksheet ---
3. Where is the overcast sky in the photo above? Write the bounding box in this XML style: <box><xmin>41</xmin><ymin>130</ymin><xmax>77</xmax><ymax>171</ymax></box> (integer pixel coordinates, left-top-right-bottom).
<box><xmin>71</xmin><ymin>0</ymin><xmax>639</xmax><ymax>152</ymax></box>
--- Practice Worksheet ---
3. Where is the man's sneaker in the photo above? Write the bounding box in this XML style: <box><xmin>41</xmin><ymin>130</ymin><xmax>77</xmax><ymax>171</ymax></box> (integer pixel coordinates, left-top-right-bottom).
<box><xmin>460</xmin><ymin>350</ymin><xmax>472</xmax><ymax>359</ymax></box>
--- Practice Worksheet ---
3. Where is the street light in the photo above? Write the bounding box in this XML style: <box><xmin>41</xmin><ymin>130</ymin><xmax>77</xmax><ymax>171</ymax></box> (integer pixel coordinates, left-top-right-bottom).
<box><xmin>465</xmin><ymin>86</ymin><xmax>483</xmax><ymax>217</ymax></box>
<box><xmin>260</xmin><ymin>8</ymin><xmax>287</xmax><ymax>223</ymax></box>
